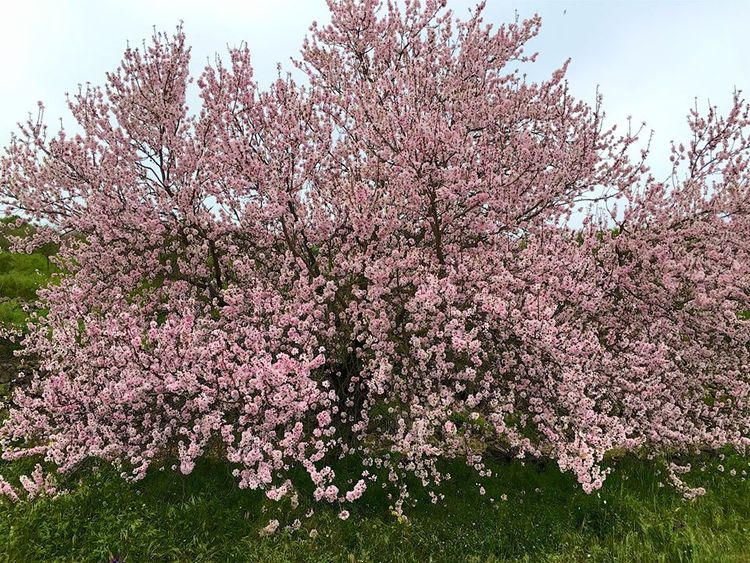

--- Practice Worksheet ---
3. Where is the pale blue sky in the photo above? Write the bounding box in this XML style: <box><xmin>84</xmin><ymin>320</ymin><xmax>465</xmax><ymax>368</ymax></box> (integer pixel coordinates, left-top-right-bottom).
<box><xmin>1</xmin><ymin>0</ymin><xmax>748</xmax><ymax>179</ymax></box>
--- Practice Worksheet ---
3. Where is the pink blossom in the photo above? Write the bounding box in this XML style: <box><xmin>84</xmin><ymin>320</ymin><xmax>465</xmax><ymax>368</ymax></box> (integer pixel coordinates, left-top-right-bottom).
<box><xmin>0</xmin><ymin>0</ymin><xmax>748</xmax><ymax>516</ymax></box>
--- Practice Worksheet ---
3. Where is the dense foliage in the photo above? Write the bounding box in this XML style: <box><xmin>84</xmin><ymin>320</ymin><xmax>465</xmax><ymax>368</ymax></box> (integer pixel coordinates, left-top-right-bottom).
<box><xmin>1</xmin><ymin>0</ymin><xmax>749</xmax><ymax>512</ymax></box>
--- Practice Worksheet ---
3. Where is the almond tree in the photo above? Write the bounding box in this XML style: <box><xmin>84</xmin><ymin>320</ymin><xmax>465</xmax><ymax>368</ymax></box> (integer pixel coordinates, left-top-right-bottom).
<box><xmin>1</xmin><ymin>0</ymin><xmax>749</xmax><ymax>508</ymax></box>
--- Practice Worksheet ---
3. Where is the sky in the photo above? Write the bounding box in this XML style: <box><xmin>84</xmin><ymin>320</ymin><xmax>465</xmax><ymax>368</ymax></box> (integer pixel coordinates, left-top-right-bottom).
<box><xmin>1</xmin><ymin>0</ymin><xmax>748</xmax><ymax>181</ymax></box>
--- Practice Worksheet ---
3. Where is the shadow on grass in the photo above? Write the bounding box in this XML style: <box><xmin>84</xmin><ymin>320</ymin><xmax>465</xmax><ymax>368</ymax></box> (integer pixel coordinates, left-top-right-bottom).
<box><xmin>2</xmin><ymin>453</ymin><xmax>750</xmax><ymax>562</ymax></box>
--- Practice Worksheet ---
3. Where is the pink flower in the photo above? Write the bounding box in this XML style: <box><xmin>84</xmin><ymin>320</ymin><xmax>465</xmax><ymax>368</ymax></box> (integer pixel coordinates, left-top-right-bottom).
<box><xmin>0</xmin><ymin>0</ymin><xmax>748</xmax><ymax>521</ymax></box>
<box><xmin>259</xmin><ymin>519</ymin><xmax>280</xmax><ymax>537</ymax></box>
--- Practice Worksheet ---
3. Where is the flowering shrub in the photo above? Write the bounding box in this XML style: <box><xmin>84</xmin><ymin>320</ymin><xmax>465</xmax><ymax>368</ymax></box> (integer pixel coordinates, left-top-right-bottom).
<box><xmin>1</xmin><ymin>0</ymin><xmax>749</xmax><ymax>510</ymax></box>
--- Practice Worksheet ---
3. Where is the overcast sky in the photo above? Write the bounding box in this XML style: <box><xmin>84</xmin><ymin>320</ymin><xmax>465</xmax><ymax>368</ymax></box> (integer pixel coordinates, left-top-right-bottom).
<box><xmin>1</xmin><ymin>0</ymin><xmax>748</xmax><ymax>180</ymax></box>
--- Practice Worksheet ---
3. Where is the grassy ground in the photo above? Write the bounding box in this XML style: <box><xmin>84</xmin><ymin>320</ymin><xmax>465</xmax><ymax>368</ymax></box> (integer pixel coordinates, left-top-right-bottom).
<box><xmin>0</xmin><ymin>249</ymin><xmax>51</xmax><ymax>396</ymax></box>
<box><xmin>0</xmin><ymin>217</ymin><xmax>56</xmax><ymax>395</ymax></box>
<box><xmin>1</xmin><ymin>454</ymin><xmax>750</xmax><ymax>562</ymax></box>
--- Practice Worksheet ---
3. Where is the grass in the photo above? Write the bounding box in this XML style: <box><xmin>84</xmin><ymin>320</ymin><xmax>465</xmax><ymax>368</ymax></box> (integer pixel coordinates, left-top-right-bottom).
<box><xmin>0</xmin><ymin>216</ymin><xmax>57</xmax><ymax>328</ymax></box>
<box><xmin>0</xmin><ymin>218</ymin><xmax>57</xmax><ymax>395</ymax></box>
<box><xmin>0</xmin><ymin>253</ymin><xmax>48</xmax><ymax>300</ymax></box>
<box><xmin>0</xmin><ymin>252</ymin><xmax>51</xmax><ymax>327</ymax></box>
<box><xmin>0</xmin><ymin>248</ymin><xmax>51</xmax><ymax>396</ymax></box>
<box><xmin>1</xmin><ymin>454</ymin><xmax>750</xmax><ymax>562</ymax></box>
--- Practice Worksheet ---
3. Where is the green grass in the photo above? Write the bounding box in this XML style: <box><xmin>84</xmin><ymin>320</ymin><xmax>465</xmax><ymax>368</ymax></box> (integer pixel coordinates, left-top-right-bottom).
<box><xmin>1</xmin><ymin>454</ymin><xmax>750</xmax><ymax>562</ymax></box>
<box><xmin>0</xmin><ymin>300</ymin><xmax>27</xmax><ymax>327</ymax></box>
<box><xmin>0</xmin><ymin>249</ymin><xmax>50</xmax><ymax>396</ymax></box>
<box><xmin>0</xmin><ymin>252</ymin><xmax>51</xmax><ymax>327</ymax></box>
<box><xmin>0</xmin><ymin>216</ymin><xmax>57</xmax><ymax>328</ymax></box>
<box><xmin>0</xmin><ymin>253</ymin><xmax>48</xmax><ymax>299</ymax></box>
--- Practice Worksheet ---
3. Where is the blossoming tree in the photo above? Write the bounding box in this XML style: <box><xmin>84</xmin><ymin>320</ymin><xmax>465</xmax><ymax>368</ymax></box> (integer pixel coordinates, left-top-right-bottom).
<box><xmin>1</xmin><ymin>0</ymin><xmax>749</xmax><ymax>509</ymax></box>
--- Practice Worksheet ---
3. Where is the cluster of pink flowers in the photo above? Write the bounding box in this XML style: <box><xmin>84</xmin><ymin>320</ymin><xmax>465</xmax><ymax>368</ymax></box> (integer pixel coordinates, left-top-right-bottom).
<box><xmin>0</xmin><ymin>464</ymin><xmax>58</xmax><ymax>502</ymax></box>
<box><xmin>1</xmin><ymin>0</ymin><xmax>749</xmax><ymax>510</ymax></box>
